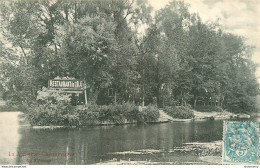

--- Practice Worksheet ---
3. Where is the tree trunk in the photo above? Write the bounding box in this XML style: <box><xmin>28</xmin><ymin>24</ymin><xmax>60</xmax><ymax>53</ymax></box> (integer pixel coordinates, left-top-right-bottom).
<box><xmin>181</xmin><ymin>90</ymin><xmax>183</xmax><ymax>106</ymax></box>
<box><xmin>19</xmin><ymin>44</ymin><xmax>28</xmax><ymax>65</ymax></box>
<box><xmin>194</xmin><ymin>98</ymin><xmax>197</xmax><ymax>108</ymax></box>
<box><xmin>84</xmin><ymin>89</ymin><xmax>88</xmax><ymax>105</ymax></box>
<box><xmin>114</xmin><ymin>91</ymin><xmax>117</xmax><ymax>104</ymax></box>
<box><xmin>74</xmin><ymin>2</ymin><xmax>78</xmax><ymax>23</ymax></box>
<box><xmin>163</xmin><ymin>97</ymin><xmax>165</xmax><ymax>108</ymax></box>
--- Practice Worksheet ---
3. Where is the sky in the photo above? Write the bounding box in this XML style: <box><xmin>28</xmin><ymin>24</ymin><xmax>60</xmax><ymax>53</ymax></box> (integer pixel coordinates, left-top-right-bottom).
<box><xmin>148</xmin><ymin>0</ymin><xmax>260</xmax><ymax>83</ymax></box>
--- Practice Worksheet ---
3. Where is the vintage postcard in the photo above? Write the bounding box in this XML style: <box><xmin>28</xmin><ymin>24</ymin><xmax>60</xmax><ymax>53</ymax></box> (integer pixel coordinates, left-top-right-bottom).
<box><xmin>0</xmin><ymin>0</ymin><xmax>259</xmax><ymax>166</ymax></box>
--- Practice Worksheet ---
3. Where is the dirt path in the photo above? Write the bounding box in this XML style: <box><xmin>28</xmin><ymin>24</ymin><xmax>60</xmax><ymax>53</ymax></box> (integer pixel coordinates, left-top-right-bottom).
<box><xmin>158</xmin><ymin>110</ymin><xmax>174</xmax><ymax>122</ymax></box>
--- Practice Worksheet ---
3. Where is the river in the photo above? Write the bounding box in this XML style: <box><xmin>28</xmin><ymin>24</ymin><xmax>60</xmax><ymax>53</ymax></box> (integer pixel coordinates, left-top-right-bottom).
<box><xmin>0</xmin><ymin>112</ymin><xmax>258</xmax><ymax>165</ymax></box>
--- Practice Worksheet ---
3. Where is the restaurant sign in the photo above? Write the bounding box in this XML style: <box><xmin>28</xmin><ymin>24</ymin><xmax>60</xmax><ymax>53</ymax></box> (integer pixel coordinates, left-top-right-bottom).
<box><xmin>48</xmin><ymin>77</ymin><xmax>85</xmax><ymax>91</ymax></box>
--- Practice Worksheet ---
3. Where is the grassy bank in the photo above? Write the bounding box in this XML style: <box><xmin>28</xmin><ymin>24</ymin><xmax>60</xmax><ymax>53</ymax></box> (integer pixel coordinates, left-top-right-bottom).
<box><xmin>24</xmin><ymin>103</ymin><xmax>160</xmax><ymax>127</ymax></box>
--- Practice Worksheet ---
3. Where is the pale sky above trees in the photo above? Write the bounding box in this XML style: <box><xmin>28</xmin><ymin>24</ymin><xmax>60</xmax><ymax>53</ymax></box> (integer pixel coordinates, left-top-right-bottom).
<box><xmin>149</xmin><ymin>0</ymin><xmax>260</xmax><ymax>82</ymax></box>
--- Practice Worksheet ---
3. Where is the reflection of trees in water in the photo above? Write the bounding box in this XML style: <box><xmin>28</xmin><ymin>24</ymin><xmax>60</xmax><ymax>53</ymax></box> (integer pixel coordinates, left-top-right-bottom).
<box><xmin>15</xmin><ymin>128</ymin><xmax>96</xmax><ymax>164</ymax></box>
<box><xmin>187</xmin><ymin>121</ymin><xmax>223</xmax><ymax>142</ymax></box>
<box><xmin>14</xmin><ymin>121</ymin><xmax>224</xmax><ymax>164</ymax></box>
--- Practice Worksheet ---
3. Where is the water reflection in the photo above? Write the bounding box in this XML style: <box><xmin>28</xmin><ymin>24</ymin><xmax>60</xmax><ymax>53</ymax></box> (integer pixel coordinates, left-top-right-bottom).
<box><xmin>0</xmin><ymin>112</ymin><xmax>245</xmax><ymax>165</ymax></box>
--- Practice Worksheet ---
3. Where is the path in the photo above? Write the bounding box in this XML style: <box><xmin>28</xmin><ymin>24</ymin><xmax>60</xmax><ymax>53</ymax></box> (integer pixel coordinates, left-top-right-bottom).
<box><xmin>158</xmin><ymin>110</ymin><xmax>193</xmax><ymax>122</ymax></box>
<box><xmin>158</xmin><ymin>110</ymin><xmax>174</xmax><ymax>122</ymax></box>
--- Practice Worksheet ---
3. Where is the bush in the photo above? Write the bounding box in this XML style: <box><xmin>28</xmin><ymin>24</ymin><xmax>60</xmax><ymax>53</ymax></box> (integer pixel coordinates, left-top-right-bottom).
<box><xmin>137</xmin><ymin>105</ymin><xmax>160</xmax><ymax>122</ymax></box>
<box><xmin>101</xmin><ymin>105</ymin><xmax>123</xmax><ymax>123</ymax></box>
<box><xmin>78</xmin><ymin>110</ymin><xmax>100</xmax><ymax>125</ymax></box>
<box><xmin>37</xmin><ymin>87</ymin><xmax>71</xmax><ymax>104</ymax></box>
<box><xmin>164</xmin><ymin>106</ymin><xmax>194</xmax><ymax>119</ymax></box>
<box><xmin>194</xmin><ymin>105</ymin><xmax>223</xmax><ymax>112</ymax></box>
<box><xmin>24</xmin><ymin>102</ymin><xmax>160</xmax><ymax>126</ymax></box>
<box><xmin>225</xmin><ymin>96</ymin><xmax>258</xmax><ymax>114</ymax></box>
<box><xmin>0</xmin><ymin>105</ymin><xmax>20</xmax><ymax>112</ymax></box>
<box><xmin>97</xmin><ymin>103</ymin><xmax>139</xmax><ymax>124</ymax></box>
<box><xmin>24</xmin><ymin>102</ymin><xmax>78</xmax><ymax>126</ymax></box>
<box><xmin>3</xmin><ymin>90</ymin><xmax>35</xmax><ymax>106</ymax></box>
<box><xmin>120</xmin><ymin>103</ymin><xmax>139</xmax><ymax>122</ymax></box>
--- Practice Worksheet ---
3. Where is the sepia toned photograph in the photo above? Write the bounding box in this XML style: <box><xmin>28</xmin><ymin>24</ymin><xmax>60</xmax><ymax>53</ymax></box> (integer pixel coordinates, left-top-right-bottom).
<box><xmin>0</xmin><ymin>0</ymin><xmax>260</xmax><ymax>165</ymax></box>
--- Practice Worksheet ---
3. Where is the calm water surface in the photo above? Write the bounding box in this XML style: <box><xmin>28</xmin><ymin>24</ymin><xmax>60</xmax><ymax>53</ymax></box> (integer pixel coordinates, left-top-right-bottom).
<box><xmin>0</xmin><ymin>112</ymin><xmax>258</xmax><ymax>165</ymax></box>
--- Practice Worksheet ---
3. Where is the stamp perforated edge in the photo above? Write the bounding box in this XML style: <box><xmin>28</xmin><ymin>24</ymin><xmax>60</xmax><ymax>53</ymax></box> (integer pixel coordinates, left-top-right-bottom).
<box><xmin>222</xmin><ymin>121</ymin><xmax>259</xmax><ymax>165</ymax></box>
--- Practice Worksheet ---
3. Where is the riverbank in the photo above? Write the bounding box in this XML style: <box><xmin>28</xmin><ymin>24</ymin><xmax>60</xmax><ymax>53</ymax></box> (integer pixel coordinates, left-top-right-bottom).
<box><xmin>159</xmin><ymin>108</ymin><xmax>250</xmax><ymax>122</ymax></box>
<box><xmin>157</xmin><ymin>110</ymin><xmax>193</xmax><ymax>122</ymax></box>
<box><xmin>193</xmin><ymin>110</ymin><xmax>250</xmax><ymax>120</ymax></box>
<box><xmin>23</xmin><ymin>103</ymin><xmax>161</xmax><ymax>127</ymax></box>
<box><xmin>0</xmin><ymin>100</ymin><xmax>251</xmax><ymax>127</ymax></box>
<box><xmin>0</xmin><ymin>109</ymin><xmax>255</xmax><ymax>165</ymax></box>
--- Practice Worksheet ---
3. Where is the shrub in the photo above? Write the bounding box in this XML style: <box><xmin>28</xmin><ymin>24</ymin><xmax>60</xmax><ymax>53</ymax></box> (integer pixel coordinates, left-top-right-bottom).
<box><xmin>120</xmin><ymin>102</ymin><xmax>139</xmax><ymax>122</ymax></box>
<box><xmin>194</xmin><ymin>105</ymin><xmax>223</xmax><ymax>112</ymax></box>
<box><xmin>76</xmin><ymin>107</ymin><xmax>100</xmax><ymax>126</ymax></box>
<box><xmin>0</xmin><ymin>105</ymin><xmax>20</xmax><ymax>112</ymax></box>
<box><xmin>3</xmin><ymin>90</ymin><xmax>35</xmax><ymax>106</ymax></box>
<box><xmin>37</xmin><ymin>87</ymin><xmax>71</xmax><ymax>104</ymax></box>
<box><xmin>24</xmin><ymin>102</ymin><xmax>160</xmax><ymax>126</ymax></box>
<box><xmin>98</xmin><ymin>105</ymin><xmax>125</xmax><ymax>124</ymax></box>
<box><xmin>137</xmin><ymin>105</ymin><xmax>160</xmax><ymax>122</ymax></box>
<box><xmin>164</xmin><ymin>106</ymin><xmax>194</xmax><ymax>119</ymax></box>
<box><xmin>97</xmin><ymin>103</ymin><xmax>139</xmax><ymax>124</ymax></box>
<box><xmin>24</xmin><ymin>102</ymin><xmax>77</xmax><ymax>126</ymax></box>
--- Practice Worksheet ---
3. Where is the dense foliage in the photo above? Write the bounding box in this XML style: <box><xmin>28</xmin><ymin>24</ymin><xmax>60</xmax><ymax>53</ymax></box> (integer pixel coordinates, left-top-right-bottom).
<box><xmin>0</xmin><ymin>0</ymin><xmax>259</xmax><ymax>114</ymax></box>
<box><xmin>36</xmin><ymin>87</ymin><xmax>71</xmax><ymax>104</ymax></box>
<box><xmin>25</xmin><ymin>103</ymin><xmax>78</xmax><ymax>126</ymax></box>
<box><xmin>0</xmin><ymin>105</ymin><xmax>20</xmax><ymax>112</ymax></box>
<box><xmin>25</xmin><ymin>102</ymin><xmax>159</xmax><ymax>126</ymax></box>
<box><xmin>137</xmin><ymin>105</ymin><xmax>160</xmax><ymax>122</ymax></box>
<box><xmin>164</xmin><ymin>106</ymin><xmax>194</xmax><ymax>119</ymax></box>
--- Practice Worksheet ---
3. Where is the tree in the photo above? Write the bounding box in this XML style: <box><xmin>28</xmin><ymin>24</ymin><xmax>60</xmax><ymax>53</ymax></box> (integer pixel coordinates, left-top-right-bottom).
<box><xmin>0</xmin><ymin>0</ymin><xmax>258</xmax><ymax>114</ymax></box>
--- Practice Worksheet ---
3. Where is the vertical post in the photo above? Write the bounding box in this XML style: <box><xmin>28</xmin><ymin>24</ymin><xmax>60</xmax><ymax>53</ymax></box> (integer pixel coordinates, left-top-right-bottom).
<box><xmin>76</xmin><ymin>93</ymin><xmax>79</xmax><ymax>106</ymax></box>
<box><xmin>181</xmin><ymin>90</ymin><xmax>183</xmax><ymax>106</ymax></box>
<box><xmin>66</xmin><ymin>145</ymin><xmax>69</xmax><ymax>165</ymax></box>
<box><xmin>84</xmin><ymin>89</ymin><xmax>88</xmax><ymax>105</ymax></box>
<box><xmin>114</xmin><ymin>91</ymin><xmax>117</xmax><ymax>104</ymax></box>
<box><xmin>163</xmin><ymin>97</ymin><xmax>165</xmax><ymax>108</ymax></box>
<box><xmin>194</xmin><ymin>99</ymin><xmax>197</xmax><ymax>108</ymax></box>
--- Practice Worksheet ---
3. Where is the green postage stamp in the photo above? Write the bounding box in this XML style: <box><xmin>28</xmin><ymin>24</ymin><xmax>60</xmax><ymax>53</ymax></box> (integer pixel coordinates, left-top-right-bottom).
<box><xmin>223</xmin><ymin>121</ymin><xmax>259</xmax><ymax>164</ymax></box>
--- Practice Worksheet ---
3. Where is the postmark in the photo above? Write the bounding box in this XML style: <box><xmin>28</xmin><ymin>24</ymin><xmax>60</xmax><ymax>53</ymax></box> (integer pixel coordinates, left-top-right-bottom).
<box><xmin>223</xmin><ymin>121</ymin><xmax>259</xmax><ymax>164</ymax></box>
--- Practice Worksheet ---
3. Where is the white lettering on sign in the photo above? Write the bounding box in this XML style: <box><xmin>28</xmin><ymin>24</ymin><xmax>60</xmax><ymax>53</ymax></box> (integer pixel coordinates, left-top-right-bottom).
<box><xmin>49</xmin><ymin>80</ymin><xmax>84</xmax><ymax>89</ymax></box>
